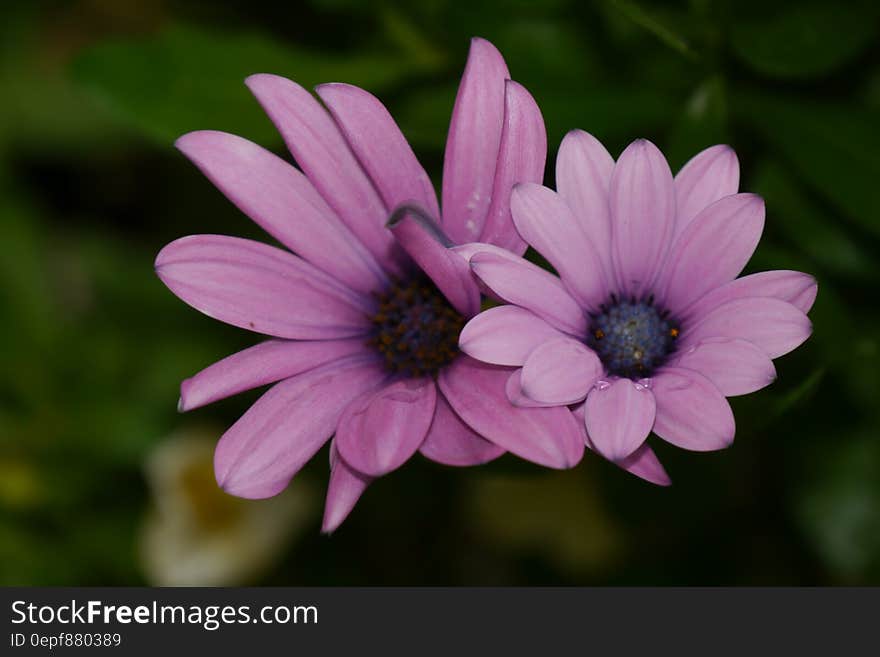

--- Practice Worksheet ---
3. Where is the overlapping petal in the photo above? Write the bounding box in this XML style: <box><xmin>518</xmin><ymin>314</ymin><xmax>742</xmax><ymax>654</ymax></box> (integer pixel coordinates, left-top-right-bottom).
<box><xmin>322</xmin><ymin>442</ymin><xmax>372</xmax><ymax>534</ymax></box>
<box><xmin>651</xmin><ymin>367</ymin><xmax>735</xmax><ymax>451</ymax></box>
<box><xmin>419</xmin><ymin>394</ymin><xmax>506</xmax><ymax>466</ymax></box>
<box><xmin>671</xmin><ymin>337</ymin><xmax>776</xmax><ymax>397</ymax></box>
<box><xmin>584</xmin><ymin>379</ymin><xmax>656</xmax><ymax>462</ymax></box>
<box><xmin>520</xmin><ymin>338</ymin><xmax>603</xmax><ymax>405</ymax></box>
<box><xmin>673</xmin><ymin>144</ymin><xmax>740</xmax><ymax>236</ymax></box>
<box><xmin>459</xmin><ymin>305</ymin><xmax>566</xmax><ymax>366</ymax></box>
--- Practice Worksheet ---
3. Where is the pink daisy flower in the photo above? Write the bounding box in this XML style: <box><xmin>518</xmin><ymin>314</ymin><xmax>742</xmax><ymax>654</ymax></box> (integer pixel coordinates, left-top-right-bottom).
<box><xmin>155</xmin><ymin>39</ymin><xmax>585</xmax><ymax>533</ymax></box>
<box><xmin>458</xmin><ymin>133</ymin><xmax>816</xmax><ymax>482</ymax></box>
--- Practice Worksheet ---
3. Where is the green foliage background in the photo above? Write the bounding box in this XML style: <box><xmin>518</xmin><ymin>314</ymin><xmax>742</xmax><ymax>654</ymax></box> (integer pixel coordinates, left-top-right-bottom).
<box><xmin>1</xmin><ymin>0</ymin><xmax>879</xmax><ymax>585</ymax></box>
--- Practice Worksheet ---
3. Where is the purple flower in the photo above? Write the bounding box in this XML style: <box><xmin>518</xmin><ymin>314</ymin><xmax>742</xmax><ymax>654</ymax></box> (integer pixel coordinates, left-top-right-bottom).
<box><xmin>155</xmin><ymin>39</ymin><xmax>585</xmax><ymax>533</ymax></box>
<box><xmin>458</xmin><ymin>133</ymin><xmax>816</xmax><ymax>482</ymax></box>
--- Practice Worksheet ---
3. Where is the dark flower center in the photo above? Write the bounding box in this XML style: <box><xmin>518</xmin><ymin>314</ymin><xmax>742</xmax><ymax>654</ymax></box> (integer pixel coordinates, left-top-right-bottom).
<box><xmin>369</xmin><ymin>276</ymin><xmax>464</xmax><ymax>377</ymax></box>
<box><xmin>587</xmin><ymin>295</ymin><xmax>680</xmax><ymax>379</ymax></box>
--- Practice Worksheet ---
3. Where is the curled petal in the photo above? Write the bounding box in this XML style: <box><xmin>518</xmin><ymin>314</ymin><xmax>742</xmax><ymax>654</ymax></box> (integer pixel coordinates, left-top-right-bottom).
<box><xmin>387</xmin><ymin>204</ymin><xmax>480</xmax><ymax>318</ymax></box>
<box><xmin>336</xmin><ymin>378</ymin><xmax>437</xmax><ymax>477</ymax></box>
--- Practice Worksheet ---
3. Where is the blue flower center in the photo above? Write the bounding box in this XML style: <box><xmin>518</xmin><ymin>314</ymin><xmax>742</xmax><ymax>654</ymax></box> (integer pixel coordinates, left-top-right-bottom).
<box><xmin>587</xmin><ymin>296</ymin><xmax>680</xmax><ymax>379</ymax></box>
<box><xmin>369</xmin><ymin>276</ymin><xmax>463</xmax><ymax>377</ymax></box>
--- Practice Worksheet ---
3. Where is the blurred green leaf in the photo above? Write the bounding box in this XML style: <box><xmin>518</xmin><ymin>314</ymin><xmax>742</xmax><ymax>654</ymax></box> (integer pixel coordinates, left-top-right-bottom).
<box><xmin>731</xmin><ymin>3</ymin><xmax>879</xmax><ymax>79</ymax></box>
<box><xmin>752</xmin><ymin>161</ymin><xmax>878</xmax><ymax>279</ymax></box>
<box><xmin>738</xmin><ymin>95</ymin><xmax>880</xmax><ymax>238</ymax></box>
<box><xmin>665</xmin><ymin>76</ymin><xmax>728</xmax><ymax>169</ymax></box>
<box><xmin>608</xmin><ymin>0</ymin><xmax>697</xmax><ymax>59</ymax></box>
<box><xmin>71</xmin><ymin>24</ymin><xmax>420</xmax><ymax>144</ymax></box>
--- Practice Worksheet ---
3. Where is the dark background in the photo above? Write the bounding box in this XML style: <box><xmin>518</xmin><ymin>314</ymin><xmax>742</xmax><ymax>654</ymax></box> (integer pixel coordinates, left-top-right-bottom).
<box><xmin>1</xmin><ymin>0</ymin><xmax>878</xmax><ymax>585</ymax></box>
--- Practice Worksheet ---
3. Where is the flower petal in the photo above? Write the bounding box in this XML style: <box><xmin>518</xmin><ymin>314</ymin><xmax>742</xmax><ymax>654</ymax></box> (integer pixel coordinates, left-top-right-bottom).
<box><xmin>674</xmin><ymin>144</ymin><xmax>740</xmax><ymax>236</ymax></box>
<box><xmin>505</xmin><ymin>369</ymin><xmax>560</xmax><ymax>407</ymax></box>
<box><xmin>155</xmin><ymin>235</ymin><xmax>372</xmax><ymax>339</ymax></box>
<box><xmin>214</xmin><ymin>356</ymin><xmax>387</xmax><ymax>499</ymax></box>
<box><xmin>419</xmin><ymin>393</ymin><xmax>505</xmax><ymax>466</ymax></box>
<box><xmin>467</xmin><ymin>247</ymin><xmax>587</xmax><ymax>336</ymax></box>
<box><xmin>387</xmin><ymin>205</ymin><xmax>480</xmax><ymax>318</ymax></box>
<box><xmin>511</xmin><ymin>183</ymin><xmax>608</xmax><ymax>310</ymax></box>
<box><xmin>322</xmin><ymin>442</ymin><xmax>372</xmax><ymax>534</ymax></box>
<box><xmin>651</xmin><ymin>367</ymin><xmax>735</xmax><ymax>451</ymax></box>
<box><xmin>682</xmin><ymin>297</ymin><xmax>812</xmax><ymax>359</ymax></box>
<box><xmin>478</xmin><ymin>80</ymin><xmax>547</xmax><ymax>254</ymax></box>
<box><xmin>459</xmin><ymin>306</ymin><xmax>565</xmax><ymax>366</ymax></box>
<box><xmin>336</xmin><ymin>378</ymin><xmax>437</xmax><ymax>477</ymax></box>
<box><xmin>316</xmin><ymin>83</ymin><xmax>440</xmax><ymax>219</ymax></box>
<box><xmin>179</xmin><ymin>338</ymin><xmax>367</xmax><ymax>411</ymax></box>
<box><xmin>610</xmin><ymin>139</ymin><xmax>676</xmax><ymax>297</ymax></box>
<box><xmin>175</xmin><ymin>130</ymin><xmax>387</xmax><ymax>294</ymax></box>
<box><xmin>439</xmin><ymin>356</ymin><xmax>584</xmax><ymax>469</ymax></box>
<box><xmin>555</xmin><ymin>129</ymin><xmax>615</xmax><ymax>280</ymax></box>
<box><xmin>661</xmin><ymin>193</ymin><xmax>765</xmax><ymax>313</ymax></box>
<box><xmin>520</xmin><ymin>337</ymin><xmax>603</xmax><ymax>405</ymax></box>
<box><xmin>245</xmin><ymin>74</ymin><xmax>407</xmax><ymax>275</ymax></box>
<box><xmin>442</xmin><ymin>38</ymin><xmax>509</xmax><ymax>244</ymax></box>
<box><xmin>584</xmin><ymin>379</ymin><xmax>656</xmax><ymax>461</ymax></box>
<box><xmin>683</xmin><ymin>270</ymin><xmax>818</xmax><ymax>320</ymax></box>
<box><xmin>670</xmin><ymin>337</ymin><xmax>776</xmax><ymax>397</ymax></box>
<box><xmin>574</xmin><ymin>403</ymin><xmax>671</xmax><ymax>485</ymax></box>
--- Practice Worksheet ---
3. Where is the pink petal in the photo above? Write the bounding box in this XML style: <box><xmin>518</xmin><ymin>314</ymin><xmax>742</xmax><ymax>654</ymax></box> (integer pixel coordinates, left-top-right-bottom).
<box><xmin>555</xmin><ymin>129</ymin><xmax>615</xmax><ymax>282</ymax></box>
<box><xmin>610</xmin><ymin>139</ymin><xmax>676</xmax><ymax>297</ymax></box>
<box><xmin>617</xmin><ymin>443</ymin><xmax>672</xmax><ymax>486</ymax></box>
<box><xmin>520</xmin><ymin>337</ymin><xmax>603</xmax><ymax>405</ymax></box>
<box><xmin>683</xmin><ymin>270</ymin><xmax>818</xmax><ymax>320</ymax></box>
<box><xmin>505</xmin><ymin>369</ymin><xmax>560</xmax><ymax>407</ymax></box>
<box><xmin>245</xmin><ymin>74</ymin><xmax>407</xmax><ymax>276</ymax></box>
<box><xmin>336</xmin><ymin>378</ymin><xmax>437</xmax><ymax>477</ymax></box>
<box><xmin>584</xmin><ymin>379</ymin><xmax>656</xmax><ymax>461</ymax></box>
<box><xmin>674</xmin><ymin>144</ymin><xmax>740</xmax><ymax>236</ymax></box>
<box><xmin>661</xmin><ymin>193</ymin><xmax>765</xmax><ymax>314</ymax></box>
<box><xmin>478</xmin><ymin>80</ymin><xmax>547</xmax><ymax>254</ymax></box>
<box><xmin>682</xmin><ymin>297</ymin><xmax>812</xmax><ymax>359</ymax></box>
<box><xmin>459</xmin><ymin>306</ymin><xmax>565</xmax><ymax>366</ymax></box>
<box><xmin>439</xmin><ymin>356</ymin><xmax>584</xmax><ymax>469</ymax></box>
<box><xmin>214</xmin><ymin>356</ymin><xmax>387</xmax><ymax>499</ymax></box>
<box><xmin>179</xmin><ymin>338</ymin><xmax>367</xmax><ymax>412</ymax></box>
<box><xmin>322</xmin><ymin>442</ymin><xmax>372</xmax><ymax>534</ymax></box>
<box><xmin>175</xmin><ymin>131</ymin><xmax>386</xmax><ymax>294</ymax></box>
<box><xmin>419</xmin><ymin>393</ymin><xmax>505</xmax><ymax>466</ymax></box>
<box><xmin>670</xmin><ymin>337</ymin><xmax>776</xmax><ymax>397</ymax></box>
<box><xmin>441</xmin><ymin>38</ymin><xmax>509</xmax><ymax>244</ymax></box>
<box><xmin>511</xmin><ymin>183</ymin><xmax>608</xmax><ymax>310</ymax></box>
<box><xmin>155</xmin><ymin>235</ymin><xmax>372</xmax><ymax>340</ymax></box>
<box><xmin>574</xmin><ymin>403</ymin><xmax>671</xmax><ymax>485</ymax></box>
<box><xmin>316</xmin><ymin>83</ymin><xmax>440</xmax><ymax>220</ymax></box>
<box><xmin>387</xmin><ymin>205</ymin><xmax>480</xmax><ymax>318</ymax></box>
<box><xmin>467</xmin><ymin>247</ymin><xmax>587</xmax><ymax>336</ymax></box>
<box><xmin>651</xmin><ymin>367</ymin><xmax>735</xmax><ymax>451</ymax></box>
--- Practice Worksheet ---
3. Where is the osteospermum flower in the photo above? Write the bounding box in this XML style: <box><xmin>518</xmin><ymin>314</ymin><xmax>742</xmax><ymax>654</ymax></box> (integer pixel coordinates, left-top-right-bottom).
<box><xmin>156</xmin><ymin>39</ymin><xmax>586</xmax><ymax>533</ymax></box>
<box><xmin>458</xmin><ymin>133</ymin><xmax>816</xmax><ymax>480</ymax></box>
